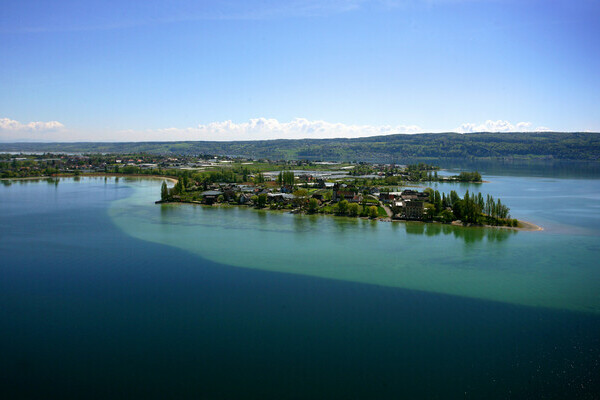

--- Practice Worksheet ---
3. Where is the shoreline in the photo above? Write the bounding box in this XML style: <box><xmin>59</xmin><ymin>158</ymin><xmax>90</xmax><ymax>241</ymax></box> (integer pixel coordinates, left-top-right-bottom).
<box><xmin>514</xmin><ymin>220</ymin><xmax>544</xmax><ymax>231</ymax></box>
<box><xmin>161</xmin><ymin>199</ymin><xmax>544</xmax><ymax>232</ymax></box>
<box><xmin>1</xmin><ymin>173</ymin><xmax>179</xmax><ymax>183</ymax></box>
<box><xmin>450</xmin><ymin>219</ymin><xmax>543</xmax><ymax>232</ymax></box>
<box><xmin>3</xmin><ymin>173</ymin><xmax>542</xmax><ymax>232</ymax></box>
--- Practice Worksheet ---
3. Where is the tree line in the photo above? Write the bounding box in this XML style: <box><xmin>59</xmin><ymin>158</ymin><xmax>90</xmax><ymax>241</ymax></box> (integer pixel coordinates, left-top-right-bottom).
<box><xmin>4</xmin><ymin>131</ymin><xmax>599</xmax><ymax>161</ymax></box>
<box><xmin>423</xmin><ymin>188</ymin><xmax>516</xmax><ymax>226</ymax></box>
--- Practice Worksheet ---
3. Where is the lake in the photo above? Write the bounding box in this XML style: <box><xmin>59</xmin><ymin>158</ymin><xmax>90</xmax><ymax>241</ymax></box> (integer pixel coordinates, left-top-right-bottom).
<box><xmin>1</xmin><ymin>170</ymin><xmax>599</xmax><ymax>399</ymax></box>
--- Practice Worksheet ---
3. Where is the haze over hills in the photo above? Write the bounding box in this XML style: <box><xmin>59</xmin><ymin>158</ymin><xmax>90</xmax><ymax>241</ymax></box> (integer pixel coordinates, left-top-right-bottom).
<box><xmin>1</xmin><ymin>131</ymin><xmax>599</xmax><ymax>163</ymax></box>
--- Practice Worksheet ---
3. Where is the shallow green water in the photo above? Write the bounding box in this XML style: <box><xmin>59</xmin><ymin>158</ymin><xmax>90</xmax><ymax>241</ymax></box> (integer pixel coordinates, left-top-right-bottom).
<box><xmin>108</xmin><ymin>175</ymin><xmax>600</xmax><ymax>313</ymax></box>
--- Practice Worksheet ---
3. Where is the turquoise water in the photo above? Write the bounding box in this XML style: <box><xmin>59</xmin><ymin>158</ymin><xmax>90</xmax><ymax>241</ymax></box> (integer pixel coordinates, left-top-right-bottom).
<box><xmin>109</xmin><ymin>175</ymin><xmax>600</xmax><ymax>313</ymax></box>
<box><xmin>1</xmin><ymin>174</ymin><xmax>599</xmax><ymax>398</ymax></box>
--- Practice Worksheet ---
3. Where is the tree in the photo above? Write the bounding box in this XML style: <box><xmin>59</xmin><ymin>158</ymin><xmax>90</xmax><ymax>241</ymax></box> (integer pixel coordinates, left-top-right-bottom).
<box><xmin>348</xmin><ymin>202</ymin><xmax>359</xmax><ymax>217</ymax></box>
<box><xmin>368</xmin><ymin>206</ymin><xmax>379</xmax><ymax>219</ymax></box>
<box><xmin>434</xmin><ymin>190</ymin><xmax>442</xmax><ymax>213</ymax></box>
<box><xmin>293</xmin><ymin>188</ymin><xmax>308</xmax><ymax>197</ymax></box>
<box><xmin>425</xmin><ymin>188</ymin><xmax>434</xmax><ymax>202</ymax></box>
<box><xmin>438</xmin><ymin>209</ymin><xmax>455</xmax><ymax>224</ymax></box>
<box><xmin>457</xmin><ymin>171</ymin><xmax>482</xmax><ymax>182</ymax></box>
<box><xmin>293</xmin><ymin>188</ymin><xmax>309</xmax><ymax>208</ymax></box>
<box><xmin>257</xmin><ymin>193</ymin><xmax>267</xmax><ymax>208</ymax></box>
<box><xmin>337</xmin><ymin>200</ymin><xmax>349</xmax><ymax>215</ymax></box>
<box><xmin>360</xmin><ymin>196</ymin><xmax>369</xmax><ymax>210</ymax></box>
<box><xmin>282</xmin><ymin>171</ymin><xmax>295</xmax><ymax>186</ymax></box>
<box><xmin>254</xmin><ymin>172</ymin><xmax>265</xmax><ymax>184</ymax></box>
<box><xmin>449</xmin><ymin>190</ymin><xmax>460</xmax><ymax>206</ymax></box>
<box><xmin>307</xmin><ymin>198</ymin><xmax>319</xmax><ymax>213</ymax></box>
<box><xmin>161</xmin><ymin>181</ymin><xmax>169</xmax><ymax>201</ymax></box>
<box><xmin>457</xmin><ymin>190</ymin><xmax>483</xmax><ymax>224</ymax></box>
<box><xmin>424</xmin><ymin>204</ymin><xmax>436</xmax><ymax>221</ymax></box>
<box><xmin>477</xmin><ymin>192</ymin><xmax>485</xmax><ymax>210</ymax></box>
<box><xmin>172</xmin><ymin>178</ymin><xmax>184</xmax><ymax>195</ymax></box>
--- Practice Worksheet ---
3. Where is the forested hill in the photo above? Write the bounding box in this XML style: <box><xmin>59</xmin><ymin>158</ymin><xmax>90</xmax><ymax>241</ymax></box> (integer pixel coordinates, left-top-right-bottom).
<box><xmin>1</xmin><ymin>131</ymin><xmax>599</xmax><ymax>162</ymax></box>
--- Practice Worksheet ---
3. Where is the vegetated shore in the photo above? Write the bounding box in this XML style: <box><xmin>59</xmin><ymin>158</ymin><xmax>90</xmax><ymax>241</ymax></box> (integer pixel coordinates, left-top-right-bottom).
<box><xmin>2</xmin><ymin>173</ymin><xmax>542</xmax><ymax>232</ymax></box>
<box><xmin>0</xmin><ymin>173</ymin><xmax>179</xmax><ymax>183</ymax></box>
<box><xmin>83</xmin><ymin>173</ymin><xmax>179</xmax><ymax>183</ymax></box>
<box><xmin>161</xmin><ymin>199</ymin><xmax>544</xmax><ymax>232</ymax></box>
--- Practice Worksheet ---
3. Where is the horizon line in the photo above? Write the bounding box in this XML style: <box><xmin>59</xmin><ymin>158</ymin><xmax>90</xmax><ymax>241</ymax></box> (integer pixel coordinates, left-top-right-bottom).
<box><xmin>2</xmin><ymin>130</ymin><xmax>599</xmax><ymax>145</ymax></box>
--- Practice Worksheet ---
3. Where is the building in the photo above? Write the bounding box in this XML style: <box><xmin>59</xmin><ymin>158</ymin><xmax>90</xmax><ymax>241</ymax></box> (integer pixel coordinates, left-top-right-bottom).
<box><xmin>267</xmin><ymin>193</ymin><xmax>295</xmax><ymax>204</ymax></box>
<box><xmin>404</xmin><ymin>200</ymin><xmax>424</xmax><ymax>220</ymax></box>
<box><xmin>201</xmin><ymin>190</ymin><xmax>223</xmax><ymax>205</ymax></box>
<box><xmin>332</xmin><ymin>183</ymin><xmax>362</xmax><ymax>203</ymax></box>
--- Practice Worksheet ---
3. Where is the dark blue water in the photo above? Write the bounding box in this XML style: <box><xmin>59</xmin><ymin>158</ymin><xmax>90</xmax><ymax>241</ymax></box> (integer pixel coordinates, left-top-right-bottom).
<box><xmin>1</xmin><ymin>179</ymin><xmax>599</xmax><ymax>399</ymax></box>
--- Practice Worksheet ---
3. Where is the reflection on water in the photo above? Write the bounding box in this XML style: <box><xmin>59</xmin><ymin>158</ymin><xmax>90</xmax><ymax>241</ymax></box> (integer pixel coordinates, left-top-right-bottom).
<box><xmin>404</xmin><ymin>221</ymin><xmax>515</xmax><ymax>243</ymax></box>
<box><xmin>292</xmin><ymin>213</ymin><xmax>320</xmax><ymax>232</ymax></box>
<box><xmin>46</xmin><ymin>177</ymin><xmax>59</xmax><ymax>186</ymax></box>
<box><xmin>255</xmin><ymin>209</ymin><xmax>268</xmax><ymax>223</ymax></box>
<box><xmin>160</xmin><ymin>203</ymin><xmax>177</xmax><ymax>219</ymax></box>
<box><xmin>486</xmin><ymin>227</ymin><xmax>516</xmax><ymax>242</ymax></box>
<box><xmin>1</xmin><ymin>177</ymin><xmax>61</xmax><ymax>186</ymax></box>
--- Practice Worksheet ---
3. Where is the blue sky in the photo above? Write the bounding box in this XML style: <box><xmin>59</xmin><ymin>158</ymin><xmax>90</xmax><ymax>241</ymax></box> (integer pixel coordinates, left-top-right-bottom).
<box><xmin>1</xmin><ymin>0</ymin><xmax>599</xmax><ymax>141</ymax></box>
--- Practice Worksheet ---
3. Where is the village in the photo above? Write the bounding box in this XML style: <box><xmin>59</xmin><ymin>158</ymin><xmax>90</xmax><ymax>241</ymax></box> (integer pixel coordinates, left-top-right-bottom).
<box><xmin>1</xmin><ymin>152</ymin><xmax>515</xmax><ymax>226</ymax></box>
<box><xmin>169</xmin><ymin>179</ymin><xmax>430</xmax><ymax>220</ymax></box>
<box><xmin>160</xmin><ymin>167</ymin><xmax>516</xmax><ymax>228</ymax></box>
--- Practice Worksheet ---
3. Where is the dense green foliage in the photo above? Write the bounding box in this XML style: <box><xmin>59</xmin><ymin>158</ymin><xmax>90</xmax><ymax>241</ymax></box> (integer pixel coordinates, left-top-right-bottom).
<box><xmin>423</xmin><ymin>188</ymin><xmax>516</xmax><ymax>227</ymax></box>
<box><xmin>2</xmin><ymin>131</ymin><xmax>599</xmax><ymax>161</ymax></box>
<box><xmin>160</xmin><ymin>181</ymin><xmax>168</xmax><ymax>201</ymax></box>
<box><xmin>456</xmin><ymin>171</ymin><xmax>482</xmax><ymax>182</ymax></box>
<box><xmin>277</xmin><ymin>171</ymin><xmax>295</xmax><ymax>185</ymax></box>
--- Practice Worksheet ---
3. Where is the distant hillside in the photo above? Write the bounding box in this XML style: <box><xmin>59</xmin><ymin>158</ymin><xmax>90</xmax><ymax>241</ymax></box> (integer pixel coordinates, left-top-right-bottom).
<box><xmin>1</xmin><ymin>131</ymin><xmax>599</xmax><ymax>162</ymax></box>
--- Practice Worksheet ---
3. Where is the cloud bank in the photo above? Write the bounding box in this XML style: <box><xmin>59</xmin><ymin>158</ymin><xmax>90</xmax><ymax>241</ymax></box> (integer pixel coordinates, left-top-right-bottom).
<box><xmin>0</xmin><ymin>118</ymin><xmax>65</xmax><ymax>140</ymax></box>
<box><xmin>456</xmin><ymin>120</ymin><xmax>551</xmax><ymax>134</ymax></box>
<box><xmin>1</xmin><ymin>116</ymin><xmax>553</xmax><ymax>142</ymax></box>
<box><xmin>147</xmin><ymin>118</ymin><xmax>551</xmax><ymax>141</ymax></box>
<box><xmin>152</xmin><ymin>118</ymin><xmax>424</xmax><ymax>141</ymax></box>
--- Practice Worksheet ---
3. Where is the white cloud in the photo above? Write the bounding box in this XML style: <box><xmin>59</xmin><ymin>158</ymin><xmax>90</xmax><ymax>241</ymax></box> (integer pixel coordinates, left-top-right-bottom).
<box><xmin>130</xmin><ymin>117</ymin><xmax>425</xmax><ymax>141</ymax></box>
<box><xmin>1</xmin><ymin>116</ymin><xmax>556</xmax><ymax>142</ymax></box>
<box><xmin>456</xmin><ymin>120</ymin><xmax>551</xmax><ymax>133</ymax></box>
<box><xmin>141</xmin><ymin>118</ymin><xmax>552</xmax><ymax>141</ymax></box>
<box><xmin>0</xmin><ymin>118</ymin><xmax>65</xmax><ymax>140</ymax></box>
<box><xmin>0</xmin><ymin>117</ymin><xmax>64</xmax><ymax>131</ymax></box>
